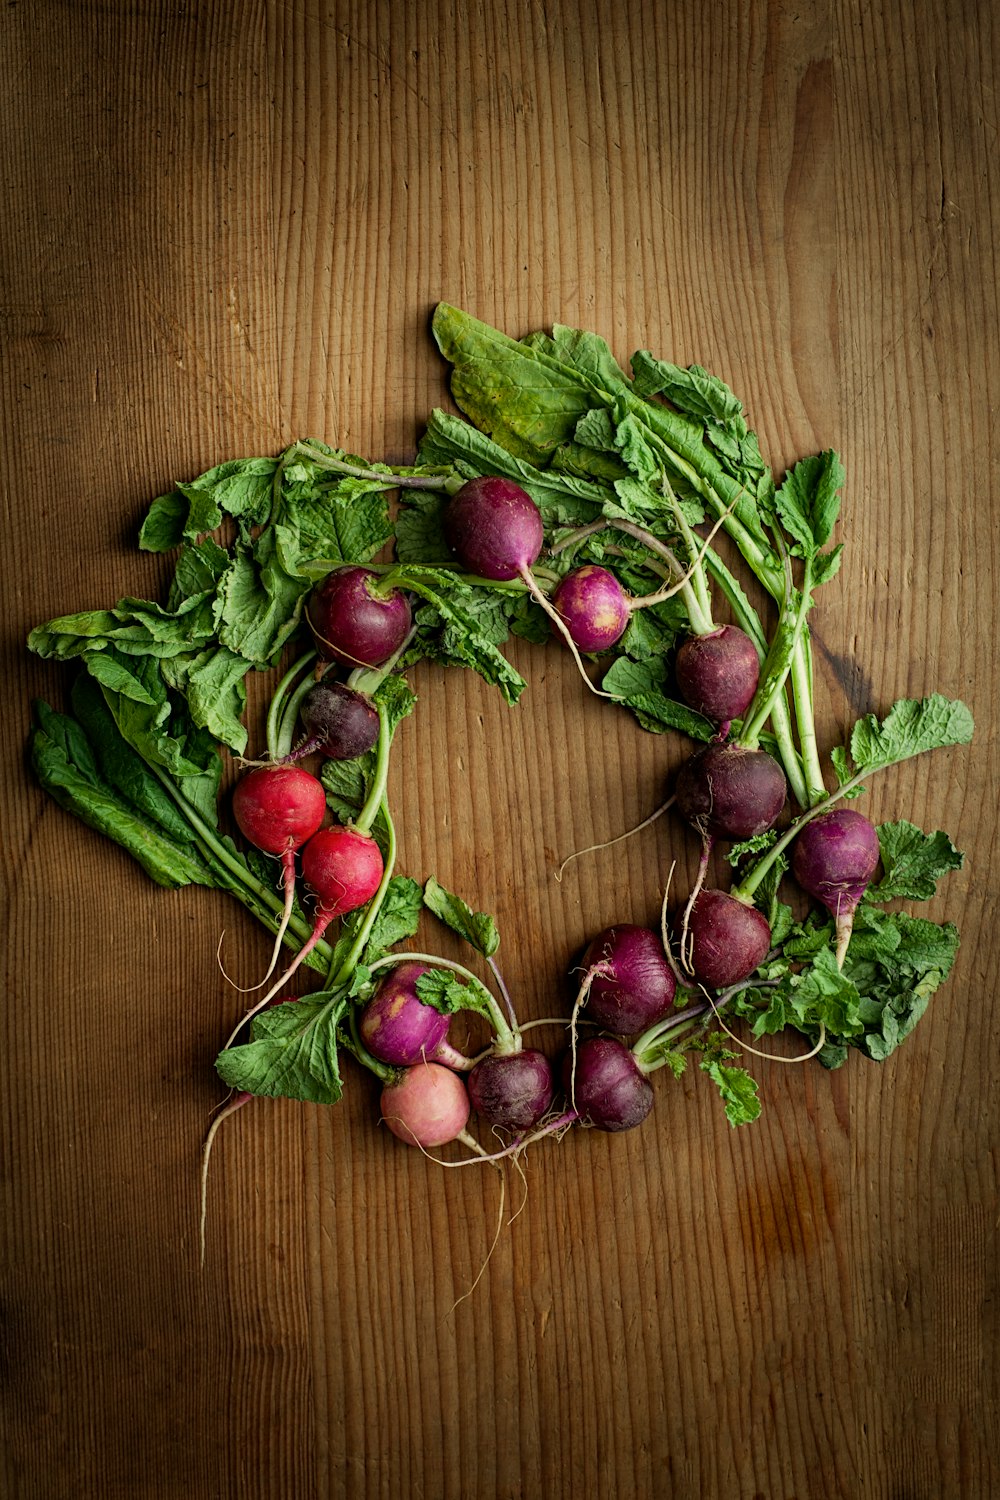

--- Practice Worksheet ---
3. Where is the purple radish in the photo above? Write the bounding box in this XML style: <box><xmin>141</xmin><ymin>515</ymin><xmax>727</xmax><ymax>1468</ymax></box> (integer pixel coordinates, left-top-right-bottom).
<box><xmin>443</xmin><ymin>475</ymin><xmax>544</xmax><ymax>581</ymax></box>
<box><xmin>791</xmin><ymin>808</ymin><xmax>881</xmax><ymax>968</ymax></box>
<box><xmin>675</xmin><ymin>624</ymin><xmax>760</xmax><ymax>723</ymax></box>
<box><xmin>678</xmin><ymin>889</ymin><xmax>771</xmax><ymax>990</ymax></box>
<box><xmin>561</xmin><ymin>1036</ymin><xmax>654</xmax><ymax>1132</ymax></box>
<box><xmin>231</xmin><ymin>765</ymin><xmax>327</xmax><ymax>984</ymax></box>
<box><xmin>467</xmin><ymin>1049</ymin><xmax>555</xmax><ymax>1132</ymax></box>
<box><xmin>359</xmin><ymin>961</ymin><xmax>471</xmax><ymax>1069</ymax></box>
<box><xmin>675</xmin><ymin>741</ymin><xmax>786</xmax><ymax>841</ymax></box>
<box><xmin>308</xmin><ymin>565</ymin><xmax>412</xmax><ymax>669</ymax></box>
<box><xmin>294</xmin><ymin>680</ymin><xmax>381</xmax><ymax>761</ymax></box>
<box><xmin>551</xmin><ymin>566</ymin><xmax>631</xmax><ymax>652</ymax></box>
<box><xmin>579</xmin><ymin>925</ymin><xmax>677</xmax><ymax>1035</ymax></box>
<box><xmin>380</xmin><ymin>1061</ymin><xmax>471</xmax><ymax>1147</ymax></box>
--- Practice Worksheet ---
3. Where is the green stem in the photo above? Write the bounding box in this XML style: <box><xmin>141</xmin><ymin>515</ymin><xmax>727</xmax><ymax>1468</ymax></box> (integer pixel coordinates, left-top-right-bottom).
<box><xmin>789</xmin><ymin>632</ymin><xmax>826</xmax><ymax>805</ymax></box>
<box><xmin>732</xmin><ymin>764</ymin><xmax>872</xmax><ymax>903</ymax></box>
<box><xmin>293</xmin><ymin>440</ymin><xmax>464</xmax><ymax>493</ymax></box>
<box><xmin>266</xmin><ymin>650</ymin><xmax>316</xmax><ymax>760</ymax></box>
<box><xmin>275</xmin><ymin>659</ymin><xmax>326</xmax><ymax>760</ymax></box>
<box><xmin>737</xmin><ymin>559</ymin><xmax>814</xmax><ymax>751</ymax></box>
<box><xmin>354</xmin><ymin>701</ymin><xmax>392</xmax><ymax>836</ymax></box>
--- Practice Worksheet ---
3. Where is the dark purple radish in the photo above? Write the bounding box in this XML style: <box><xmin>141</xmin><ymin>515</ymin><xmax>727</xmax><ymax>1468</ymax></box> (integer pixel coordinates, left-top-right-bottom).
<box><xmin>551</xmin><ymin>566</ymin><xmax>630</xmax><ymax>653</ymax></box>
<box><xmin>678</xmin><ymin>889</ymin><xmax>771</xmax><ymax>990</ymax></box>
<box><xmin>443</xmin><ymin>475</ymin><xmax>544</xmax><ymax>581</ymax></box>
<box><xmin>579</xmin><ymin>925</ymin><xmax>677</xmax><ymax>1035</ymax></box>
<box><xmin>380</xmin><ymin>1061</ymin><xmax>471</xmax><ymax>1148</ymax></box>
<box><xmin>221</xmin><ymin>823</ymin><xmax>384</xmax><ymax>1051</ymax></box>
<box><xmin>231</xmin><ymin>765</ymin><xmax>327</xmax><ymax>986</ymax></box>
<box><xmin>294</xmin><ymin>680</ymin><xmax>380</xmax><ymax>761</ymax></box>
<box><xmin>308</xmin><ymin>565</ymin><xmax>412</xmax><ymax>669</ymax></box>
<box><xmin>675</xmin><ymin>741</ymin><xmax>787</xmax><ymax>841</ymax></box>
<box><xmin>467</xmin><ymin>1049</ymin><xmax>554</xmax><ymax>1132</ymax></box>
<box><xmin>561</xmin><ymin>1036</ymin><xmax>654</xmax><ymax>1133</ymax></box>
<box><xmin>675</xmin><ymin>624</ymin><xmax>760</xmax><ymax>723</ymax></box>
<box><xmin>792</xmin><ymin>808</ymin><xmax>881</xmax><ymax>969</ymax></box>
<box><xmin>359</xmin><ymin>961</ymin><xmax>470</xmax><ymax>1070</ymax></box>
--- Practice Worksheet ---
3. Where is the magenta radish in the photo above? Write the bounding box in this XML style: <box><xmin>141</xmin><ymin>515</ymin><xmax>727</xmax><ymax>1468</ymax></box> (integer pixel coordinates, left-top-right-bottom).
<box><xmin>579</xmin><ymin>925</ymin><xmax>677</xmax><ymax>1034</ymax></box>
<box><xmin>230</xmin><ymin>764</ymin><xmax>327</xmax><ymax>985</ymax></box>
<box><xmin>791</xmin><ymin>808</ymin><xmax>880</xmax><ymax>968</ymax></box>
<box><xmin>674</xmin><ymin>741</ymin><xmax>786</xmax><ymax>841</ymax></box>
<box><xmin>380</xmin><ymin>1060</ymin><xmax>471</xmax><ymax>1147</ymax></box>
<box><xmin>443</xmin><ymin>475</ymin><xmax>544</xmax><ymax>581</ymax></box>
<box><xmin>674</xmin><ymin>624</ymin><xmax>760</xmax><ymax>723</ymax></box>
<box><xmin>550</xmin><ymin>566</ymin><xmax>631</xmax><ymax>652</ymax></box>
<box><xmin>467</xmin><ymin>1049</ymin><xmax>554</xmax><ymax>1132</ymax></box>
<box><xmin>359</xmin><ymin>961</ymin><xmax>471</xmax><ymax>1069</ymax></box>
<box><xmin>561</xmin><ymin>1036</ymin><xmax>654</xmax><ymax>1132</ymax></box>
<box><xmin>308</xmin><ymin>565</ymin><xmax>412</xmax><ymax>669</ymax></box>
<box><xmin>677</xmin><ymin>889</ymin><xmax>771</xmax><ymax>990</ymax></box>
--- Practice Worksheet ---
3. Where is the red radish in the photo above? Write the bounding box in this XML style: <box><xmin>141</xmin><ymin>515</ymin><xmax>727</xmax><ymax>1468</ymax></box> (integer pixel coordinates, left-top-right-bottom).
<box><xmin>674</xmin><ymin>741</ymin><xmax>786</xmax><ymax>841</ymax></box>
<box><xmin>579</xmin><ymin>924</ymin><xmax>677</xmax><ymax>1035</ymax></box>
<box><xmin>308</xmin><ymin>565</ymin><xmax>412</xmax><ymax>669</ymax></box>
<box><xmin>380</xmin><ymin>1061</ymin><xmax>471</xmax><ymax>1147</ymax></box>
<box><xmin>678</xmin><ymin>889</ymin><xmax>771</xmax><ymax>990</ymax></box>
<box><xmin>359</xmin><ymin>961</ymin><xmax>471</xmax><ymax>1069</ymax></box>
<box><xmin>221</xmin><ymin>822</ymin><xmax>384</xmax><ymax>1052</ymax></box>
<box><xmin>561</xmin><ymin>1036</ymin><xmax>654</xmax><ymax>1132</ymax></box>
<box><xmin>467</xmin><ymin>1049</ymin><xmax>554</xmax><ymax>1132</ymax></box>
<box><xmin>231</xmin><ymin>765</ymin><xmax>326</xmax><ymax>985</ymax></box>
<box><xmin>791</xmin><ymin>808</ymin><xmax>881</xmax><ymax>968</ymax></box>
<box><xmin>674</xmin><ymin>625</ymin><xmax>760</xmax><ymax>723</ymax></box>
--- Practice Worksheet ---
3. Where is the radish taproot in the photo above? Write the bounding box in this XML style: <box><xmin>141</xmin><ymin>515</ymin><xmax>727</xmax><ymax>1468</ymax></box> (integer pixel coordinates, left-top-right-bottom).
<box><xmin>562</xmin><ymin>1036</ymin><xmax>655</xmax><ymax>1132</ymax></box>
<box><xmin>674</xmin><ymin>741</ymin><xmax>787</xmax><ymax>842</ymax></box>
<box><xmin>578</xmin><ymin>924</ymin><xmax>677</xmax><ymax>1035</ymax></box>
<box><xmin>467</xmin><ymin>1049</ymin><xmax>555</xmax><ymax>1132</ymax></box>
<box><xmin>291</xmin><ymin>680</ymin><xmax>381</xmax><ymax>762</ymax></box>
<box><xmin>677</xmin><ymin>889</ymin><xmax>771</xmax><ymax>990</ymax></box>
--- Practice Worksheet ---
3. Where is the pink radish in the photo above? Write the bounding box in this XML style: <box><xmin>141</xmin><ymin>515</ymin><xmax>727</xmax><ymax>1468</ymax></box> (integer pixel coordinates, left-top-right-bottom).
<box><xmin>380</xmin><ymin>1061</ymin><xmax>471</xmax><ymax>1147</ymax></box>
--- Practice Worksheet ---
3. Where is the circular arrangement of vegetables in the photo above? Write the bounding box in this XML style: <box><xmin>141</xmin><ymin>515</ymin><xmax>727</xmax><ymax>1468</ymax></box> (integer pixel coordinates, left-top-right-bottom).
<box><xmin>27</xmin><ymin>305</ymin><xmax>974</xmax><ymax>1255</ymax></box>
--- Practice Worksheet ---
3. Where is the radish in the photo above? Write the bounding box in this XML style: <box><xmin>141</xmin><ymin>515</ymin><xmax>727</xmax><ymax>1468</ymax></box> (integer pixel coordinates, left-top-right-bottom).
<box><xmin>380</xmin><ymin>1061</ymin><xmax>471</xmax><ymax>1147</ymax></box>
<box><xmin>791</xmin><ymin>808</ymin><xmax>880</xmax><ymax>968</ymax></box>
<box><xmin>359</xmin><ymin>961</ymin><xmax>472</xmax><ymax>1069</ymax></box>
<box><xmin>578</xmin><ymin>924</ymin><xmax>677</xmax><ymax>1034</ymax></box>
<box><xmin>674</xmin><ymin>625</ymin><xmax>761</xmax><ymax>723</ymax></box>
<box><xmin>674</xmin><ymin>741</ymin><xmax>787</xmax><ymax>842</ymax></box>
<box><xmin>467</xmin><ymin>1049</ymin><xmax>554</xmax><ymax>1132</ymax></box>
<box><xmin>289</xmin><ymin>680</ymin><xmax>381</xmax><ymax>762</ymax></box>
<box><xmin>561</xmin><ymin>1036</ymin><xmax>654</xmax><ymax>1132</ymax></box>
<box><xmin>550</xmin><ymin>565</ymin><xmax>631</xmax><ymax>652</ymax></box>
<box><xmin>231</xmin><ymin>764</ymin><xmax>327</xmax><ymax>984</ymax></box>
<box><xmin>677</xmin><ymin>889</ymin><xmax>771</xmax><ymax>990</ymax></box>
<box><xmin>308</xmin><ymin>565</ymin><xmax>412</xmax><ymax>669</ymax></box>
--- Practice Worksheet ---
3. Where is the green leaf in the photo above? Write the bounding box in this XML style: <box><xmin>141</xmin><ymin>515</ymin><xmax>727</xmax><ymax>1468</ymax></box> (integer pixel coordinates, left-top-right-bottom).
<box><xmin>215</xmin><ymin>993</ymin><xmax>345</xmax><ymax>1104</ymax></box>
<box><xmin>30</xmin><ymin>701</ymin><xmax>213</xmax><ymax>889</ymax></box>
<box><xmin>600</xmin><ymin>656</ymin><xmax>716</xmax><ymax>740</ymax></box>
<box><xmin>336</xmin><ymin>876</ymin><xmax>424</xmax><ymax>969</ymax></box>
<box><xmin>699</xmin><ymin>1054</ymin><xmax>762</xmax><ymax>1126</ymax></box>
<box><xmin>423</xmin><ymin>877</ymin><xmax>500</xmax><ymax>957</ymax></box>
<box><xmin>837</xmin><ymin>694</ymin><xmax>974</xmax><ymax>785</ymax></box>
<box><xmin>386</xmin><ymin>565</ymin><xmax>527</xmax><ymax>705</ymax></box>
<box><xmin>160</xmin><ymin>646</ymin><xmax>251</xmax><ymax>754</ymax></box>
<box><xmin>773</xmin><ymin>451</ymin><xmax>844</xmax><ymax>559</ymax></box>
<box><xmin>630</xmin><ymin>353</ymin><xmax>747</xmax><ymax>431</ymax></box>
<box><xmin>868</xmin><ymin>820</ymin><xmax>965</xmax><ymax>902</ymax></box>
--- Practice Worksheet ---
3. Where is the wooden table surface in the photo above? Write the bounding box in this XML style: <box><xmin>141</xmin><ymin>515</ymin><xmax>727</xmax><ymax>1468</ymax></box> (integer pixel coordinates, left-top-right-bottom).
<box><xmin>3</xmin><ymin>3</ymin><xmax>997</xmax><ymax>1497</ymax></box>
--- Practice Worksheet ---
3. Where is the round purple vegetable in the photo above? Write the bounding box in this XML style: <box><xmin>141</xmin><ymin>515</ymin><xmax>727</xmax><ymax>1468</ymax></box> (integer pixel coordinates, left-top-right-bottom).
<box><xmin>677</xmin><ymin>889</ymin><xmax>771</xmax><ymax>990</ymax></box>
<box><xmin>675</xmin><ymin>624</ymin><xmax>760</xmax><ymax>723</ymax></box>
<box><xmin>443</xmin><ymin>476</ymin><xmax>544</xmax><ymax>582</ymax></box>
<box><xmin>674</xmin><ymin>741</ymin><xmax>787</xmax><ymax>841</ymax></box>
<box><xmin>467</xmin><ymin>1048</ymin><xmax>555</xmax><ymax>1132</ymax></box>
<box><xmin>579</xmin><ymin>924</ymin><xmax>677</xmax><ymax>1035</ymax></box>
<box><xmin>308</xmin><ymin>565</ymin><xmax>412</xmax><ymax>669</ymax></box>
<box><xmin>298</xmin><ymin>680</ymin><xmax>380</xmax><ymax>761</ymax></box>
<box><xmin>551</xmin><ymin>565</ymin><xmax>631</xmax><ymax>653</ymax></box>
<box><xmin>561</xmin><ymin>1036</ymin><xmax>654</xmax><ymax>1133</ymax></box>
<box><xmin>792</xmin><ymin>808</ymin><xmax>881</xmax><ymax>968</ymax></box>
<box><xmin>360</xmin><ymin>962</ymin><xmax>470</xmax><ymax>1070</ymax></box>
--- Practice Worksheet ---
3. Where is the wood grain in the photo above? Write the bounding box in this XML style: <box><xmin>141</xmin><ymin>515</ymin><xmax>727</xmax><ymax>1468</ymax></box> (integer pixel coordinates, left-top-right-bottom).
<box><xmin>2</xmin><ymin>2</ymin><xmax>997</xmax><ymax>1497</ymax></box>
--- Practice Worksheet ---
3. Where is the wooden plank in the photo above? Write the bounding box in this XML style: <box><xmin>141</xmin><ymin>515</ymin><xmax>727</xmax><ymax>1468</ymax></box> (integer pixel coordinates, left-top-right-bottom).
<box><xmin>1</xmin><ymin>2</ymin><xmax>996</xmax><ymax>1497</ymax></box>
